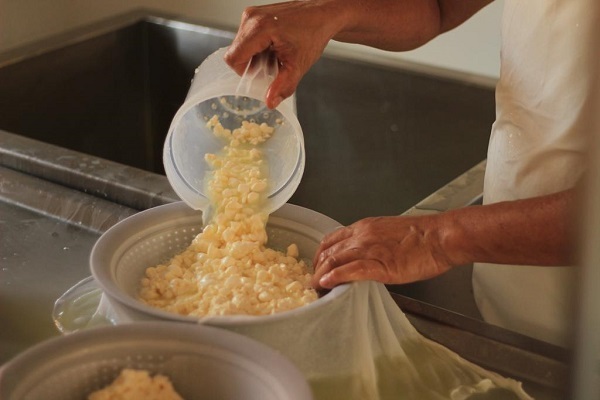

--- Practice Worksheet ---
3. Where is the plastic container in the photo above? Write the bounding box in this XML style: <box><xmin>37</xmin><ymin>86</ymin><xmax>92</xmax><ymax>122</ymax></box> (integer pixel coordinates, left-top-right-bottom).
<box><xmin>0</xmin><ymin>322</ymin><xmax>313</xmax><ymax>400</ymax></box>
<box><xmin>163</xmin><ymin>47</ymin><xmax>305</xmax><ymax>215</ymax></box>
<box><xmin>89</xmin><ymin>201</ymin><xmax>348</xmax><ymax>326</ymax></box>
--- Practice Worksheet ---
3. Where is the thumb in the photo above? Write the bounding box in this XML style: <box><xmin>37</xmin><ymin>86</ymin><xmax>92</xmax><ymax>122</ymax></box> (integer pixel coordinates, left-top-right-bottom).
<box><xmin>265</xmin><ymin>66</ymin><xmax>302</xmax><ymax>109</ymax></box>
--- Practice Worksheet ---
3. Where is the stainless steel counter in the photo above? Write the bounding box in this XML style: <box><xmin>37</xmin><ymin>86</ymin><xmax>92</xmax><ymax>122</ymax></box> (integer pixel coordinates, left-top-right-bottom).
<box><xmin>0</xmin><ymin>130</ymin><xmax>175</xmax><ymax>360</ymax></box>
<box><xmin>0</xmin><ymin>166</ymin><xmax>135</xmax><ymax>361</ymax></box>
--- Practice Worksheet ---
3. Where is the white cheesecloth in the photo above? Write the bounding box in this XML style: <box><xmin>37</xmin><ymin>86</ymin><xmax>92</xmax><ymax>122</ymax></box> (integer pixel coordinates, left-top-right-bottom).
<box><xmin>93</xmin><ymin>282</ymin><xmax>533</xmax><ymax>400</ymax></box>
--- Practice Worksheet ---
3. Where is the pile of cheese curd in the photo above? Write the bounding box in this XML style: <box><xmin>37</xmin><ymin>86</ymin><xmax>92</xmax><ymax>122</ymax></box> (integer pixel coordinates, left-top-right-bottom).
<box><xmin>139</xmin><ymin>115</ymin><xmax>317</xmax><ymax>317</ymax></box>
<box><xmin>88</xmin><ymin>369</ymin><xmax>183</xmax><ymax>400</ymax></box>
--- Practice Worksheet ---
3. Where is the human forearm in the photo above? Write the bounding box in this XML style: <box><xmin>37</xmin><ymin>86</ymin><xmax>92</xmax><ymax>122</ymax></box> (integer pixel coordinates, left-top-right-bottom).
<box><xmin>312</xmin><ymin>189</ymin><xmax>577</xmax><ymax>290</ymax></box>
<box><xmin>332</xmin><ymin>0</ymin><xmax>492</xmax><ymax>51</ymax></box>
<box><xmin>331</xmin><ymin>0</ymin><xmax>443</xmax><ymax>51</ymax></box>
<box><xmin>440</xmin><ymin>189</ymin><xmax>577</xmax><ymax>267</ymax></box>
<box><xmin>225</xmin><ymin>0</ymin><xmax>492</xmax><ymax>108</ymax></box>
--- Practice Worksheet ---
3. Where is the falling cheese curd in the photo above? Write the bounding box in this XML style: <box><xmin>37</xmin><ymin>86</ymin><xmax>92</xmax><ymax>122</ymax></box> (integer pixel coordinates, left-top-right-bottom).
<box><xmin>139</xmin><ymin>115</ymin><xmax>317</xmax><ymax>317</ymax></box>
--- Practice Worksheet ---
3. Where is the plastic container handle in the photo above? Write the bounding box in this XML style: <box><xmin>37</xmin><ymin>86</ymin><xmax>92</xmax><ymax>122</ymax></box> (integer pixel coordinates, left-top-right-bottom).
<box><xmin>236</xmin><ymin>51</ymin><xmax>278</xmax><ymax>100</ymax></box>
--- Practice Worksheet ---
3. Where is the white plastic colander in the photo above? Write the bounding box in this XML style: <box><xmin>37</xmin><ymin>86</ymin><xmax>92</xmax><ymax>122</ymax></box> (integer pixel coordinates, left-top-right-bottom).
<box><xmin>0</xmin><ymin>322</ymin><xmax>313</xmax><ymax>400</ymax></box>
<box><xmin>89</xmin><ymin>201</ymin><xmax>348</xmax><ymax>326</ymax></box>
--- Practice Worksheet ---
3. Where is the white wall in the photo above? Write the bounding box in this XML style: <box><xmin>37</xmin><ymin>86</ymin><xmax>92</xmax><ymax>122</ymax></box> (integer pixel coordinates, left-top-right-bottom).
<box><xmin>0</xmin><ymin>0</ymin><xmax>502</xmax><ymax>80</ymax></box>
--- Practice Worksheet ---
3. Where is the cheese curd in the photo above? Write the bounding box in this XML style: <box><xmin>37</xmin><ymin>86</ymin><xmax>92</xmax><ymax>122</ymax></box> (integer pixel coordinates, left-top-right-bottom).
<box><xmin>139</xmin><ymin>116</ymin><xmax>317</xmax><ymax>317</ymax></box>
<box><xmin>88</xmin><ymin>369</ymin><xmax>183</xmax><ymax>400</ymax></box>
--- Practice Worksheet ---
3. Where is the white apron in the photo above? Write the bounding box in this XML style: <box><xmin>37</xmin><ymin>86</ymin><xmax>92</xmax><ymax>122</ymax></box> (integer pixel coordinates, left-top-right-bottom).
<box><xmin>473</xmin><ymin>0</ymin><xmax>599</xmax><ymax>346</ymax></box>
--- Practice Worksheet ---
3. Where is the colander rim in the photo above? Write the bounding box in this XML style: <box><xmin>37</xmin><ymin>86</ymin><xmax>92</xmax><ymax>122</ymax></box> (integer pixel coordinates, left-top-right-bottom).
<box><xmin>90</xmin><ymin>201</ymin><xmax>350</xmax><ymax>326</ymax></box>
<box><xmin>0</xmin><ymin>321</ymin><xmax>313</xmax><ymax>400</ymax></box>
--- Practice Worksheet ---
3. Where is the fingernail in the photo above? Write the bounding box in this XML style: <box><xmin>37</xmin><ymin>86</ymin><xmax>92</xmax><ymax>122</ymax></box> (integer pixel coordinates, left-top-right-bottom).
<box><xmin>271</xmin><ymin>96</ymin><xmax>283</xmax><ymax>109</ymax></box>
<box><xmin>319</xmin><ymin>273</ymin><xmax>331</xmax><ymax>287</ymax></box>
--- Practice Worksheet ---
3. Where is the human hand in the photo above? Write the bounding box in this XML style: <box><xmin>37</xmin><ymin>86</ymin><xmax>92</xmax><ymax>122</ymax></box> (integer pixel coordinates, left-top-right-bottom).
<box><xmin>311</xmin><ymin>215</ymin><xmax>457</xmax><ymax>290</ymax></box>
<box><xmin>224</xmin><ymin>1</ymin><xmax>347</xmax><ymax>109</ymax></box>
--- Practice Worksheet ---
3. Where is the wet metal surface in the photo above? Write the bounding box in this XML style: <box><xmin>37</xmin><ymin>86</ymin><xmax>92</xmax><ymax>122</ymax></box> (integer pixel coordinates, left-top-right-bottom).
<box><xmin>0</xmin><ymin>166</ymin><xmax>137</xmax><ymax>361</ymax></box>
<box><xmin>0</xmin><ymin>130</ymin><xmax>178</xmax><ymax>211</ymax></box>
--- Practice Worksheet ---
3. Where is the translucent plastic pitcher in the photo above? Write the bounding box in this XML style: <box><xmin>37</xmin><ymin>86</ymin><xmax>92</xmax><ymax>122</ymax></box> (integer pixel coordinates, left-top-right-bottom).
<box><xmin>163</xmin><ymin>47</ymin><xmax>305</xmax><ymax>214</ymax></box>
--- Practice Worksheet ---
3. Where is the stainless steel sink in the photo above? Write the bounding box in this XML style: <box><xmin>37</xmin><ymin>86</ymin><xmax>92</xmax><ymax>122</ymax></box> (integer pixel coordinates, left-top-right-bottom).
<box><xmin>0</xmin><ymin>10</ymin><xmax>495</xmax><ymax>226</ymax></box>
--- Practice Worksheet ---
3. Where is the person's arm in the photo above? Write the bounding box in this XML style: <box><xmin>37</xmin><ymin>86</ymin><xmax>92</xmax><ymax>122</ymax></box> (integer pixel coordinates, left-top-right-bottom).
<box><xmin>443</xmin><ymin>189</ymin><xmax>576</xmax><ymax>267</ymax></box>
<box><xmin>333</xmin><ymin>0</ymin><xmax>493</xmax><ymax>51</ymax></box>
<box><xmin>224</xmin><ymin>0</ymin><xmax>492</xmax><ymax>108</ymax></box>
<box><xmin>312</xmin><ymin>189</ymin><xmax>577</xmax><ymax>290</ymax></box>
